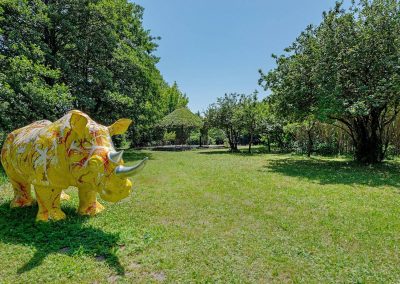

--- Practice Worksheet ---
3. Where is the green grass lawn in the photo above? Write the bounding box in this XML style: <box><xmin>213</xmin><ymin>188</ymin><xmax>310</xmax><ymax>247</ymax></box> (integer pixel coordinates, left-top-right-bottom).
<box><xmin>1</xmin><ymin>148</ymin><xmax>400</xmax><ymax>283</ymax></box>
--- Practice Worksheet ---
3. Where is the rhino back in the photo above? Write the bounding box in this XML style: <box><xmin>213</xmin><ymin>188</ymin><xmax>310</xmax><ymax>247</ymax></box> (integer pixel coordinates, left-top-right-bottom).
<box><xmin>1</xmin><ymin>120</ymin><xmax>59</xmax><ymax>184</ymax></box>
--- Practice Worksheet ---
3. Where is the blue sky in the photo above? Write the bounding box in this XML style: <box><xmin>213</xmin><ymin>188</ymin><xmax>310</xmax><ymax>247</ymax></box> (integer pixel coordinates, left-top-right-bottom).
<box><xmin>134</xmin><ymin>0</ymin><xmax>342</xmax><ymax>113</ymax></box>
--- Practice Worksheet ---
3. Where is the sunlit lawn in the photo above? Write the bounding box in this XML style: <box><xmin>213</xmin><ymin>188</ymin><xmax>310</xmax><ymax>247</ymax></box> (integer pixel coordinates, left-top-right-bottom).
<box><xmin>1</xmin><ymin>148</ymin><xmax>400</xmax><ymax>283</ymax></box>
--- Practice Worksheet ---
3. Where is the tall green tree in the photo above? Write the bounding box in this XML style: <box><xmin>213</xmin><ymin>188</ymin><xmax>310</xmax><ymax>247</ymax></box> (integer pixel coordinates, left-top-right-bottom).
<box><xmin>206</xmin><ymin>93</ymin><xmax>243</xmax><ymax>152</ymax></box>
<box><xmin>260</xmin><ymin>0</ymin><xmax>400</xmax><ymax>163</ymax></box>
<box><xmin>162</xmin><ymin>81</ymin><xmax>189</xmax><ymax>115</ymax></box>
<box><xmin>0</xmin><ymin>0</ymin><xmax>72</xmax><ymax>135</ymax></box>
<box><xmin>0</xmin><ymin>0</ymin><xmax>166</xmax><ymax>146</ymax></box>
<box><xmin>238</xmin><ymin>92</ymin><xmax>268</xmax><ymax>153</ymax></box>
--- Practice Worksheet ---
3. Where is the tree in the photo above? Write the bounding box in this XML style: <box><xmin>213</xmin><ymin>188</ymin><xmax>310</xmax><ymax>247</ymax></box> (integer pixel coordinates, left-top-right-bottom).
<box><xmin>0</xmin><ymin>0</ymin><xmax>72</xmax><ymax>136</ymax></box>
<box><xmin>206</xmin><ymin>93</ymin><xmax>243</xmax><ymax>152</ymax></box>
<box><xmin>162</xmin><ymin>82</ymin><xmax>189</xmax><ymax>115</ymax></box>
<box><xmin>238</xmin><ymin>92</ymin><xmax>267</xmax><ymax>153</ymax></box>
<box><xmin>0</xmin><ymin>0</ymin><xmax>166</xmax><ymax>146</ymax></box>
<box><xmin>158</xmin><ymin>107</ymin><xmax>203</xmax><ymax>144</ymax></box>
<box><xmin>300</xmin><ymin>118</ymin><xmax>316</xmax><ymax>157</ymax></box>
<box><xmin>260</xmin><ymin>0</ymin><xmax>400</xmax><ymax>163</ymax></box>
<box><xmin>283</xmin><ymin>119</ymin><xmax>316</xmax><ymax>157</ymax></box>
<box><xmin>208</xmin><ymin>128</ymin><xmax>226</xmax><ymax>145</ymax></box>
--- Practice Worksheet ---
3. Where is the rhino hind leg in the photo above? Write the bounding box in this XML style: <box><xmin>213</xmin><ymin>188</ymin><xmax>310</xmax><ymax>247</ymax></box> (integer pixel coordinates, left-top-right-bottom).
<box><xmin>34</xmin><ymin>186</ymin><xmax>66</xmax><ymax>222</ymax></box>
<box><xmin>77</xmin><ymin>188</ymin><xmax>105</xmax><ymax>216</ymax></box>
<box><xmin>10</xmin><ymin>179</ymin><xmax>35</xmax><ymax>208</ymax></box>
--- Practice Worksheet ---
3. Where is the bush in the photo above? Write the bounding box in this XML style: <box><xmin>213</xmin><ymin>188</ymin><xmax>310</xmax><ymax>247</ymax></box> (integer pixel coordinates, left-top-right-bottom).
<box><xmin>315</xmin><ymin>142</ymin><xmax>337</xmax><ymax>156</ymax></box>
<box><xmin>163</xmin><ymin>131</ymin><xmax>176</xmax><ymax>145</ymax></box>
<box><xmin>208</xmin><ymin>128</ymin><xmax>226</xmax><ymax>145</ymax></box>
<box><xmin>112</xmin><ymin>134</ymin><xmax>131</xmax><ymax>149</ymax></box>
<box><xmin>187</xmin><ymin>132</ymin><xmax>200</xmax><ymax>145</ymax></box>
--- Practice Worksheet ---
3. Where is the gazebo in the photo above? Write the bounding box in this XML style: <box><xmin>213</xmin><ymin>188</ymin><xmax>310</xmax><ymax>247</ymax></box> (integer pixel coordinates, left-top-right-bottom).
<box><xmin>159</xmin><ymin>107</ymin><xmax>203</xmax><ymax>145</ymax></box>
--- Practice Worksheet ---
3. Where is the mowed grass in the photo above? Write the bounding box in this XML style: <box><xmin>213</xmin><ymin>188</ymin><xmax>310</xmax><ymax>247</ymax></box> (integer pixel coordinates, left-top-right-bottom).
<box><xmin>1</xmin><ymin>148</ymin><xmax>400</xmax><ymax>283</ymax></box>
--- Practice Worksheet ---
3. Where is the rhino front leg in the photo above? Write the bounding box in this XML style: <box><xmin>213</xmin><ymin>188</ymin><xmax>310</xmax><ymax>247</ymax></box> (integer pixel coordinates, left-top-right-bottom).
<box><xmin>34</xmin><ymin>186</ymin><xmax>66</xmax><ymax>222</ymax></box>
<box><xmin>10</xmin><ymin>179</ymin><xmax>35</xmax><ymax>208</ymax></box>
<box><xmin>77</xmin><ymin>188</ymin><xmax>105</xmax><ymax>216</ymax></box>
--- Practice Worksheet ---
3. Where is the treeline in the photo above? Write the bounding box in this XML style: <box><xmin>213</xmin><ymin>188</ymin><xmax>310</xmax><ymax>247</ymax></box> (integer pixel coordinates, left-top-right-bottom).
<box><xmin>202</xmin><ymin>93</ymin><xmax>340</xmax><ymax>156</ymax></box>
<box><xmin>203</xmin><ymin>92</ymin><xmax>400</xmax><ymax>161</ymax></box>
<box><xmin>0</xmin><ymin>0</ymin><xmax>188</xmax><ymax>146</ymax></box>
<box><xmin>2</xmin><ymin>0</ymin><xmax>400</xmax><ymax>164</ymax></box>
<box><xmin>203</xmin><ymin>0</ymin><xmax>400</xmax><ymax>164</ymax></box>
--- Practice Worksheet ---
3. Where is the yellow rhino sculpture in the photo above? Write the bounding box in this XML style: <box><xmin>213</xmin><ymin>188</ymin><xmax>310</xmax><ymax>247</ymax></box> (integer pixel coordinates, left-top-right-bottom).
<box><xmin>1</xmin><ymin>110</ymin><xmax>147</xmax><ymax>221</ymax></box>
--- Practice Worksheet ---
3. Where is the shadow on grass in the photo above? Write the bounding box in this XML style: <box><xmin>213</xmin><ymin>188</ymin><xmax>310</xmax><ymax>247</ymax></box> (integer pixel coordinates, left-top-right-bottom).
<box><xmin>123</xmin><ymin>150</ymin><xmax>153</xmax><ymax>162</ymax></box>
<box><xmin>264</xmin><ymin>157</ymin><xmax>400</xmax><ymax>187</ymax></box>
<box><xmin>198</xmin><ymin>147</ymin><xmax>271</xmax><ymax>156</ymax></box>
<box><xmin>0</xmin><ymin>203</ymin><xmax>124</xmax><ymax>275</ymax></box>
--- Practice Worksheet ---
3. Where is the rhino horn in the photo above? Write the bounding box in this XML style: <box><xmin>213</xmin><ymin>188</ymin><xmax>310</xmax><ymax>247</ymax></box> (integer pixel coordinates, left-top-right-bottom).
<box><xmin>115</xmin><ymin>157</ymin><xmax>148</xmax><ymax>177</ymax></box>
<box><xmin>108</xmin><ymin>150</ymin><xmax>124</xmax><ymax>163</ymax></box>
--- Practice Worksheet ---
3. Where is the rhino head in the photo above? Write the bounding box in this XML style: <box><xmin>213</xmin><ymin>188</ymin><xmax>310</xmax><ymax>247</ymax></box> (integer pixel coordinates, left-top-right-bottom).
<box><xmin>67</xmin><ymin>110</ymin><xmax>147</xmax><ymax>202</ymax></box>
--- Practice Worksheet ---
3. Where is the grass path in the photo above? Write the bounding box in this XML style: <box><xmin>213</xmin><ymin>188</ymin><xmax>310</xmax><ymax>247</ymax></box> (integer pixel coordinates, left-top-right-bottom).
<box><xmin>0</xmin><ymin>149</ymin><xmax>400</xmax><ymax>283</ymax></box>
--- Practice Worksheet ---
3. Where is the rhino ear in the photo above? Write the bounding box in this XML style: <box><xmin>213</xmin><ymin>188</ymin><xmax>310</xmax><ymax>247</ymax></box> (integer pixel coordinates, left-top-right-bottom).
<box><xmin>70</xmin><ymin>111</ymin><xmax>89</xmax><ymax>136</ymax></box>
<box><xmin>108</xmin><ymin>118</ymin><xmax>132</xmax><ymax>136</ymax></box>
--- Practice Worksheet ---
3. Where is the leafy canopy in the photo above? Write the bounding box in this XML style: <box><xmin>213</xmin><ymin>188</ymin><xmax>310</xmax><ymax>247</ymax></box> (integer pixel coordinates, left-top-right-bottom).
<box><xmin>0</xmin><ymin>0</ymin><xmax>170</xmax><ymax>146</ymax></box>
<box><xmin>259</xmin><ymin>0</ymin><xmax>400</xmax><ymax>163</ymax></box>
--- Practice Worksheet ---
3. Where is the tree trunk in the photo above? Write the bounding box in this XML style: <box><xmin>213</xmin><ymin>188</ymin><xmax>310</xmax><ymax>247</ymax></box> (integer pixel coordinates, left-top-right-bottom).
<box><xmin>306</xmin><ymin>121</ymin><xmax>315</xmax><ymax>158</ymax></box>
<box><xmin>227</xmin><ymin>128</ymin><xmax>235</xmax><ymax>152</ymax></box>
<box><xmin>352</xmin><ymin>116</ymin><xmax>384</xmax><ymax>164</ymax></box>
<box><xmin>354</xmin><ymin>138</ymin><xmax>383</xmax><ymax>163</ymax></box>
<box><xmin>248</xmin><ymin>131</ymin><xmax>253</xmax><ymax>153</ymax></box>
<box><xmin>233</xmin><ymin>131</ymin><xmax>239</xmax><ymax>151</ymax></box>
<box><xmin>227</xmin><ymin>127</ymin><xmax>239</xmax><ymax>152</ymax></box>
<box><xmin>307</xmin><ymin>129</ymin><xmax>313</xmax><ymax>157</ymax></box>
<box><xmin>353</xmin><ymin>133</ymin><xmax>384</xmax><ymax>163</ymax></box>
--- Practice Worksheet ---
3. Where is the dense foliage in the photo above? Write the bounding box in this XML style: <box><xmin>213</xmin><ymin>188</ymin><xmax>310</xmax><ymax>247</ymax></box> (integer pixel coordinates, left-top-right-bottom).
<box><xmin>0</xmin><ymin>0</ymin><xmax>73</xmax><ymax>135</ymax></box>
<box><xmin>0</xmin><ymin>0</ymin><xmax>189</xmax><ymax>146</ymax></box>
<box><xmin>259</xmin><ymin>0</ymin><xmax>400</xmax><ymax>163</ymax></box>
<box><xmin>205</xmin><ymin>93</ymin><xmax>268</xmax><ymax>152</ymax></box>
<box><xmin>206</xmin><ymin>94</ymin><xmax>243</xmax><ymax>151</ymax></box>
<box><xmin>161</xmin><ymin>82</ymin><xmax>189</xmax><ymax>115</ymax></box>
